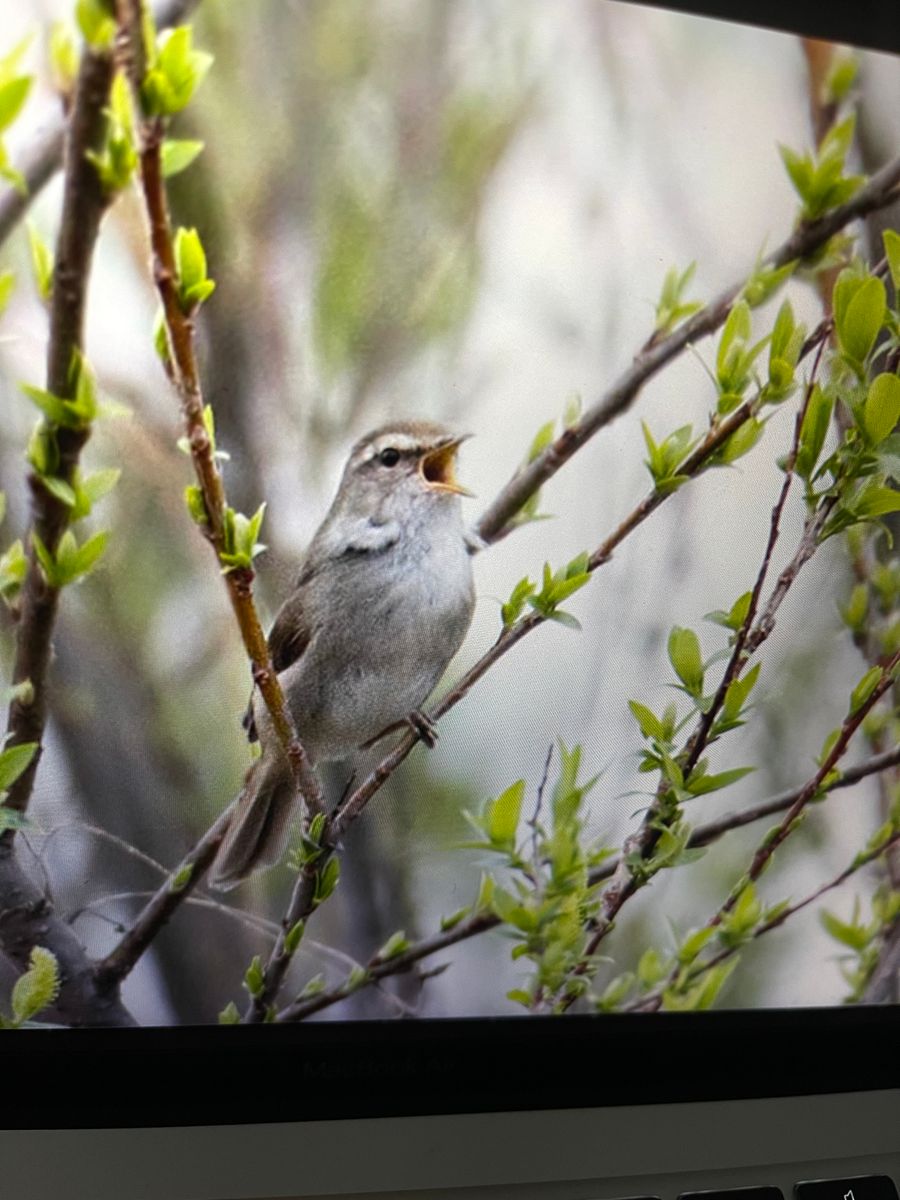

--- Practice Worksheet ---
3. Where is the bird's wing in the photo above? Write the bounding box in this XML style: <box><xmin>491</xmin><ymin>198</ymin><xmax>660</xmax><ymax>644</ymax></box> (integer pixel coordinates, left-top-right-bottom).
<box><xmin>242</xmin><ymin>590</ymin><xmax>312</xmax><ymax>743</ymax></box>
<box><xmin>267</xmin><ymin>589</ymin><xmax>312</xmax><ymax>672</ymax></box>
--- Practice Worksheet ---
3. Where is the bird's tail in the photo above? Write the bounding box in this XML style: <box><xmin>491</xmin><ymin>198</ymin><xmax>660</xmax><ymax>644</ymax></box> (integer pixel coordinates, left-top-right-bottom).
<box><xmin>209</xmin><ymin>758</ymin><xmax>296</xmax><ymax>891</ymax></box>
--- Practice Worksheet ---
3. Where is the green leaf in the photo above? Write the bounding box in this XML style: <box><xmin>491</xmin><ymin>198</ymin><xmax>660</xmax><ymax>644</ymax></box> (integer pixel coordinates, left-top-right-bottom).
<box><xmin>487</xmin><ymin>779</ymin><xmax>524</xmax><ymax>846</ymax></box>
<box><xmin>21</xmin><ymin>384</ymin><xmax>68</xmax><ymax>427</ymax></box>
<box><xmin>837</xmin><ymin>276</ymin><xmax>886</xmax><ymax>366</ymax></box>
<box><xmin>174</xmin><ymin>226</ymin><xmax>207</xmax><ymax>292</ymax></box>
<box><xmin>284</xmin><ymin>920</ymin><xmax>305</xmax><ymax>954</ymax></box>
<box><xmin>0</xmin><ymin>75</ymin><xmax>32</xmax><ymax>135</ymax></box>
<box><xmin>527</xmin><ymin>420</ymin><xmax>555</xmax><ymax>462</ymax></box>
<box><xmin>49</xmin><ymin>22</ymin><xmax>79</xmax><ymax>94</ymax></box>
<box><xmin>243</xmin><ymin>955</ymin><xmax>265</xmax><ymax>997</ymax></box>
<box><xmin>668</xmin><ymin>626</ymin><xmax>704</xmax><ymax>696</ymax></box>
<box><xmin>743</xmin><ymin>260</ymin><xmax>796</xmax><ymax>310</ymax></box>
<box><xmin>300</xmin><ymin>974</ymin><xmax>326</xmax><ymax>999</ymax></box>
<box><xmin>169</xmin><ymin>863</ymin><xmax>193</xmax><ymax>893</ymax></box>
<box><xmin>0</xmin><ymin>269</ymin><xmax>14</xmax><ymax>316</ymax></box>
<box><xmin>76</xmin><ymin>0</ymin><xmax>116</xmax><ymax>48</ymax></box>
<box><xmin>820</xmin><ymin>907</ymin><xmax>873</xmax><ymax>951</ymax></box>
<box><xmin>26</xmin><ymin>223</ymin><xmax>53</xmax><ymax>303</ymax></box>
<box><xmin>313</xmin><ymin>855</ymin><xmax>340</xmax><ymax>904</ymax></box>
<box><xmin>637</xmin><ymin>947</ymin><xmax>667</xmax><ymax>988</ymax></box>
<box><xmin>0</xmin><ymin>742</ymin><xmax>37</xmax><ymax>792</ymax></box>
<box><xmin>440</xmin><ymin>907</ymin><xmax>469</xmax><ymax>931</ymax></box>
<box><xmin>141</xmin><ymin>25</ymin><xmax>213</xmax><ymax>116</ymax></box>
<box><xmin>628</xmin><ymin>700</ymin><xmax>665</xmax><ymax>741</ymax></box>
<box><xmin>795</xmin><ymin>385</ymin><xmax>834</xmax><ymax>481</ymax></box>
<box><xmin>716</xmin><ymin>417</ymin><xmax>764</xmax><ymax>465</ymax></box>
<box><xmin>161</xmin><ymin>138</ymin><xmax>204</xmax><ymax>178</ymax></box>
<box><xmin>33</xmin><ymin>528</ymin><xmax>109</xmax><ymax>587</ymax></box>
<box><xmin>722</xmin><ymin>662</ymin><xmax>761</xmax><ymax>723</ymax></box>
<box><xmin>840</xmin><ymin>583</ymin><xmax>868</xmax><ymax>632</ymax></box>
<box><xmin>849</xmin><ymin>666</ymin><xmax>883</xmax><ymax>715</ymax></box>
<box><xmin>501</xmin><ymin>575</ymin><xmax>536</xmax><ymax>627</ymax></box>
<box><xmin>474</xmin><ymin>872</ymin><xmax>495</xmax><ymax>911</ymax></box>
<box><xmin>884</xmin><ymin>229</ymin><xmax>900</xmax><ymax>292</ymax></box>
<box><xmin>72</xmin><ymin>467</ymin><xmax>120</xmax><ymax>520</ymax></box>
<box><xmin>686</xmin><ymin>766</ymin><xmax>754</xmax><ymax>796</ymax></box>
<box><xmin>377</xmin><ymin>930</ymin><xmax>410</xmax><ymax>960</ymax></box>
<box><xmin>853</xmin><ymin>481</ymin><xmax>900</xmax><ymax>519</ymax></box>
<box><xmin>677</xmin><ymin>925</ymin><xmax>715</xmax><ymax>965</ymax></box>
<box><xmin>11</xmin><ymin>946</ymin><xmax>59</xmax><ymax>1024</ymax></box>
<box><xmin>864</xmin><ymin>374</ymin><xmax>900</xmax><ymax>446</ymax></box>
<box><xmin>218</xmin><ymin>1001</ymin><xmax>240</xmax><ymax>1025</ymax></box>
<box><xmin>184</xmin><ymin>484</ymin><xmax>208</xmax><ymax>525</ymax></box>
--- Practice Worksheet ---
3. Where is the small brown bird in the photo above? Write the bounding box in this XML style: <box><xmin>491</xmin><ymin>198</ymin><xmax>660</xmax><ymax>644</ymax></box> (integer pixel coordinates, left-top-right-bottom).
<box><xmin>210</xmin><ymin>420</ymin><xmax>476</xmax><ymax>889</ymax></box>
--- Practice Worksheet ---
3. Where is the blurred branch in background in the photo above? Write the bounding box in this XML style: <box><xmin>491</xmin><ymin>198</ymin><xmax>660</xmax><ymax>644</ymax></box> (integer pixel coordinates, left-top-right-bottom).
<box><xmin>0</xmin><ymin>0</ymin><xmax>198</xmax><ymax>250</ymax></box>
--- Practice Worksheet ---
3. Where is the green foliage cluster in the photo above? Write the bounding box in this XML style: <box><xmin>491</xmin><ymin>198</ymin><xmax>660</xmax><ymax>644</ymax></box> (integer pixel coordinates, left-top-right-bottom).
<box><xmin>501</xmin><ymin>551</ymin><xmax>591</xmax><ymax>632</ymax></box>
<box><xmin>0</xmin><ymin>946</ymin><xmax>60</xmax><ymax>1028</ymax></box>
<box><xmin>822</xmin><ymin>883</ymin><xmax>900</xmax><ymax>1002</ymax></box>
<box><xmin>0</xmin><ymin>36</ymin><xmax>34</xmax><ymax>192</ymax></box>
<box><xmin>460</xmin><ymin>745</ymin><xmax>614</xmax><ymax>1011</ymax></box>
<box><xmin>16</xmin><ymin>355</ymin><xmax>119</xmax><ymax>590</ymax></box>
<box><xmin>779</xmin><ymin>115</ymin><xmax>864</xmax><ymax>222</ymax></box>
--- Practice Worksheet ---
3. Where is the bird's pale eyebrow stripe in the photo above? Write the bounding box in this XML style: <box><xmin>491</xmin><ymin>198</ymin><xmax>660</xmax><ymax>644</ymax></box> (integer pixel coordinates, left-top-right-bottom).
<box><xmin>361</xmin><ymin>434</ymin><xmax>423</xmax><ymax>461</ymax></box>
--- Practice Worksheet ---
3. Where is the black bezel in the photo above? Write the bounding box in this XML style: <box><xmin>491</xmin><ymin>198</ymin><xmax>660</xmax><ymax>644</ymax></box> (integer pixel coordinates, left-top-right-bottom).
<box><xmin>2</xmin><ymin>1007</ymin><xmax>899</xmax><ymax>1129</ymax></box>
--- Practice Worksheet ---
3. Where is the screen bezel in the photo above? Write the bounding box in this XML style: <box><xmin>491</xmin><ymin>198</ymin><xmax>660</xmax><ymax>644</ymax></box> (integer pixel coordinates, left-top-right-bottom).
<box><xmin>2</xmin><ymin>1007</ymin><xmax>899</xmax><ymax>1129</ymax></box>
<box><xmin>1</xmin><ymin>0</ymin><xmax>899</xmax><ymax>1136</ymax></box>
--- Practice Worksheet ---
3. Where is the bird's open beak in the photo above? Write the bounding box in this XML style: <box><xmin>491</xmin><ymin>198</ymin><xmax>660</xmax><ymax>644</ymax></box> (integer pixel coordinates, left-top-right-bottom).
<box><xmin>421</xmin><ymin>435</ymin><xmax>475</xmax><ymax>497</ymax></box>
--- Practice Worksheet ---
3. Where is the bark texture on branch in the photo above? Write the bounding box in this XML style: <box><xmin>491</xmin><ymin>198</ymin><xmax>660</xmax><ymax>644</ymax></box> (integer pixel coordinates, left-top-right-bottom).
<box><xmin>3</xmin><ymin>47</ymin><xmax>115</xmax><ymax>822</ymax></box>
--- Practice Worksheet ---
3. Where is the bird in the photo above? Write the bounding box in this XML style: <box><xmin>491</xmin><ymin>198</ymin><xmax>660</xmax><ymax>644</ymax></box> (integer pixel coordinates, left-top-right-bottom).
<box><xmin>209</xmin><ymin>419</ymin><xmax>476</xmax><ymax>889</ymax></box>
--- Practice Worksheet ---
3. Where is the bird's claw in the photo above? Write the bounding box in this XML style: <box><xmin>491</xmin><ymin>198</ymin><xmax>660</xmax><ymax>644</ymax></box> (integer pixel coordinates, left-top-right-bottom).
<box><xmin>407</xmin><ymin>710</ymin><xmax>438</xmax><ymax>748</ymax></box>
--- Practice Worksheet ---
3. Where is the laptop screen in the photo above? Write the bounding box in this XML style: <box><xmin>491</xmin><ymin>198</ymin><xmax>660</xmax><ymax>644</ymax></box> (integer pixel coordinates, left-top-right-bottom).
<box><xmin>0</xmin><ymin>0</ymin><xmax>897</xmax><ymax>1040</ymax></box>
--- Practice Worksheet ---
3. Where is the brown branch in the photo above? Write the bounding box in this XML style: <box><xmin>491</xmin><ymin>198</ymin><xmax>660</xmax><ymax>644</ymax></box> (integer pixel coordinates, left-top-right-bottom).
<box><xmin>635</xmin><ymin>652</ymin><xmax>900</xmax><ymax>1013</ymax></box>
<box><xmin>473</xmin><ymin>152</ymin><xmax>900</xmax><ymax>547</ymax></box>
<box><xmin>683</xmin><ymin>340</ymin><xmax>827</xmax><ymax>776</ymax></box>
<box><xmin>276</xmin><ymin>746</ymin><xmax>900</xmax><ymax>1022</ymax></box>
<box><xmin>577</xmin><ymin>355</ymin><xmax>832</xmax><ymax>964</ymax></box>
<box><xmin>2</xmin><ymin>48</ymin><xmax>115</xmax><ymax>825</ymax></box>
<box><xmin>0</xmin><ymin>0</ymin><xmax>200</xmax><ymax>251</ymax></box>
<box><xmin>0</xmin><ymin>841</ymin><xmax>136</xmax><ymax>1026</ymax></box>
<box><xmin>117</xmin><ymin>5</ymin><xmax>323</xmax><ymax>814</ymax></box>
<box><xmin>628</xmin><ymin>828</ymin><xmax>900</xmax><ymax>1013</ymax></box>
<box><xmin>95</xmin><ymin>806</ymin><xmax>232</xmax><ymax>987</ymax></box>
<box><xmin>714</xmin><ymin>652</ymin><xmax>900</xmax><ymax>923</ymax></box>
<box><xmin>244</xmin><ymin>864</ymin><xmax>318</xmax><ymax>1021</ymax></box>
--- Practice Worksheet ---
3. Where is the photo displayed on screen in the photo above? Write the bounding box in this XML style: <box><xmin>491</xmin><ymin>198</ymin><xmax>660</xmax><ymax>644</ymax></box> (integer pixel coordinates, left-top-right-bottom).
<box><xmin>0</xmin><ymin>0</ymin><xmax>897</xmax><ymax>1028</ymax></box>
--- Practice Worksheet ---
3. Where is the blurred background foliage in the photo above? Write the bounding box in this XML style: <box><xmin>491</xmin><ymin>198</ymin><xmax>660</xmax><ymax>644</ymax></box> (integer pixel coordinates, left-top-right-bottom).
<box><xmin>0</xmin><ymin>0</ymin><xmax>897</xmax><ymax>1023</ymax></box>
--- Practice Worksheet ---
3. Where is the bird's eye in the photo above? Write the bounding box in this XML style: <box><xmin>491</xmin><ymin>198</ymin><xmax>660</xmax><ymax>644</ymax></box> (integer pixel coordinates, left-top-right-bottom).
<box><xmin>379</xmin><ymin>448</ymin><xmax>400</xmax><ymax>467</ymax></box>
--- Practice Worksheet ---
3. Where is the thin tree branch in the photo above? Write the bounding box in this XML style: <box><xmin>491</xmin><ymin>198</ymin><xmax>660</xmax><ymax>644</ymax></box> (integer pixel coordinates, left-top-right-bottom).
<box><xmin>714</xmin><ymin>649</ymin><xmax>900</xmax><ymax>925</ymax></box>
<box><xmin>683</xmin><ymin>340</ymin><xmax>827</xmax><ymax>775</ymax></box>
<box><xmin>117</xmin><ymin>4</ymin><xmax>324</xmax><ymax>836</ymax></box>
<box><xmin>582</xmin><ymin>362</ymin><xmax>832</xmax><ymax>970</ymax></box>
<box><xmin>637</xmin><ymin>652</ymin><xmax>900</xmax><ymax>1009</ymax></box>
<box><xmin>0</xmin><ymin>0</ymin><xmax>199</xmax><ymax>251</ymax></box>
<box><xmin>627</xmin><ymin>829</ymin><xmax>900</xmax><ymax>1013</ymax></box>
<box><xmin>472</xmin><ymin>153</ymin><xmax>900</xmax><ymax>547</ymax></box>
<box><xmin>95</xmin><ymin>805</ymin><xmax>232</xmax><ymax>987</ymax></box>
<box><xmin>275</xmin><ymin>746</ymin><xmax>900</xmax><ymax>1022</ymax></box>
<box><xmin>0</xmin><ymin>841</ymin><xmax>136</xmax><ymax>1026</ymax></box>
<box><xmin>2</xmin><ymin>47</ymin><xmax>115</xmax><ymax>826</ymax></box>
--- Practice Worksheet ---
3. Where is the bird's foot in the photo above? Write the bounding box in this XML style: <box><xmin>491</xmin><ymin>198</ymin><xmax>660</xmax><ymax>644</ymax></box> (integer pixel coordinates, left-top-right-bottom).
<box><xmin>406</xmin><ymin>709</ymin><xmax>439</xmax><ymax>748</ymax></box>
<box><xmin>361</xmin><ymin>710</ymin><xmax>439</xmax><ymax>751</ymax></box>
